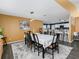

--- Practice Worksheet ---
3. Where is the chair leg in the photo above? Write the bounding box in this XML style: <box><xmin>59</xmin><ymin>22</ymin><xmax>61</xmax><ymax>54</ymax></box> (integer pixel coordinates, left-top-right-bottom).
<box><xmin>29</xmin><ymin>42</ymin><xmax>33</xmax><ymax>50</ymax></box>
<box><xmin>57</xmin><ymin>47</ymin><xmax>59</xmax><ymax>53</ymax></box>
<box><xmin>42</xmin><ymin>48</ymin><xmax>45</xmax><ymax>59</ymax></box>
<box><xmin>30</xmin><ymin>44</ymin><xmax>32</xmax><ymax>50</ymax></box>
<box><xmin>38</xmin><ymin>47</ymin><xmax>39</xmax><ymax>56</ymax></box>
<box><xmin>27</xmin><ymin>42</ymin><xmax>29</xmax><ymax>48</ymax></box>
<box><xmin>52</xmin><ymin>50</ymin><xmax>54</xmax><ymax>59</ymax></box>
<box><xmin>52</xmin><ymin>53</ymin><xmax>54</xmax><ymax>59</ymax></box>
<box><xmin>34</xmin><ymin>44</ymin><xmax>35</xmax><ymax>52</ymax></box>
<box><xmin>56</xmin><ymin>46</ymin><xmax>59</xmax><ymax>53</ymax></box>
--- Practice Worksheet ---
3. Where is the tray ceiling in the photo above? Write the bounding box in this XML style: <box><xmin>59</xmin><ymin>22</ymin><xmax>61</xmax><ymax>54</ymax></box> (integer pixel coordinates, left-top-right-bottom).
<box><xmin>0</xmin><ymin>0</ymin><xmax>71</xmax><ymax>23</ymax></box>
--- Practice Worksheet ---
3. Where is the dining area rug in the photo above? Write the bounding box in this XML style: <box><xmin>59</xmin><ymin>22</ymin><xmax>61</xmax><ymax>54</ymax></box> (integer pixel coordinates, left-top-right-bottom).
<box><xmin>11</xmin><ymin>42</ymin><xmax>73</xmax><ymax>59</ymax></box>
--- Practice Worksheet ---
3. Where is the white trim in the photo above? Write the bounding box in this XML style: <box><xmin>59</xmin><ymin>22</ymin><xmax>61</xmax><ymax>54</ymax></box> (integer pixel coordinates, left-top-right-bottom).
<box><xmin>7</xmin><ymin>40</ymin><xmax>24</xmax><ymax>44</ymax></box>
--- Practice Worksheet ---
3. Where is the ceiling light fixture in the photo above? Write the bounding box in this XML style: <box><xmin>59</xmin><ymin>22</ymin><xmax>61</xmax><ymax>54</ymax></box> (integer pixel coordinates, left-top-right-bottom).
<box><xmin>30</xmin><ymin>11</ymin><xmax>34</xmax><ymax>14</ymax></box>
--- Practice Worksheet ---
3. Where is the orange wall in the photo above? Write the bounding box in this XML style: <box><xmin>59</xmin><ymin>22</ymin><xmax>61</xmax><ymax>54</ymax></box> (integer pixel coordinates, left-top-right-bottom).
<box><xmin>30</xmin><ymin>20</ymin><xmax>43</xmax><ymax>33</ymax></box>
<box><xmin>0</xmin><ymin>14</ymin><xmax>43</xmax><ymax>42</ymax></box>
<box><xmin>75</xmin><ymin>17</ymin><xmax>79</xmax><ymax>32</ymax></box>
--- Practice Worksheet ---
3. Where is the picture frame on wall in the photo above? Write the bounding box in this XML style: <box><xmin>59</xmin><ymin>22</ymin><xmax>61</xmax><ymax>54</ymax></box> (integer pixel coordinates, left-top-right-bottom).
<box><xmin>19</xmin><ymin>20</ymin><xmax>30</xmax><ymax>30</ymax></box>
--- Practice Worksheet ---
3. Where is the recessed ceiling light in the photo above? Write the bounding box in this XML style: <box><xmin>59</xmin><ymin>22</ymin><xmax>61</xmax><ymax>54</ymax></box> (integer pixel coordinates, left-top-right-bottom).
<box><xmin>30</xmin><ymin>11</ymin><xmax>34</xmax><ymax>14</ymax></box>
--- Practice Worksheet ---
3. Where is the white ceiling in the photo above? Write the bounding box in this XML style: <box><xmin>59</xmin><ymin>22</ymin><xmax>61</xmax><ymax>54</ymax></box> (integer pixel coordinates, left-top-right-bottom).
<box><xmin>0</xmin><ymin>0</ymin><xmax>71</xmax><ymax>23</ymax></box>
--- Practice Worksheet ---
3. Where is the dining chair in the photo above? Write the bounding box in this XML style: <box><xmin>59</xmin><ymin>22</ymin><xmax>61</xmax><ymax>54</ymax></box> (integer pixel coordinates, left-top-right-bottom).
<box><xmin>24</xmin><ymin>32</ymin><xmax>31</xmax><ymax>47</ymax></box>
<box><xmin>45</xmin><ymin>33</ymin><xmax>60</xmax><ymax>59</ymax></box>
<box><xmin>33</xmin><ymin>34</ymin><xmax>43</xmax><ymax>56</ymax></box>
<box><xmin>24</xmin><ymin>31</ymin><xmax>35</xmax><ymax>50</ymax></box>
<box><xmin>73</xmin><ymin>32</ymin><xmax>79</xmax><ymax>40</ymax></box>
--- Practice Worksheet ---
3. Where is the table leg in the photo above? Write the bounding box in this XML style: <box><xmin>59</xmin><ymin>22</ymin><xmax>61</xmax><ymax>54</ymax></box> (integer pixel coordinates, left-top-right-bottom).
<box><xmin>42</xmin><ymin>47</ymin><xmax>45</xmax><ymax>59</ymax></box>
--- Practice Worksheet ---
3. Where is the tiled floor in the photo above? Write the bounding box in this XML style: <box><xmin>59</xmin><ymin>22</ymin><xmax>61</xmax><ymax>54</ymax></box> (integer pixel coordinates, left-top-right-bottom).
<box><xmin>2</xmin><ymin>44</ymin><xmax>13</xmax><ymax>59</ymax></box>
<box><xmin>11</xmin><ymin>42</ymin><xmax>73</xmax><ymax>59</ymax></box>
<box><xmin>59</xmin><ymin>40</ymin><xmax>79</xmax><ymax>59</ymax></box>
<box><xmin>2</xmin><ymin>40</ymin><xmax>79</xmax><ymax>59</ymax></box>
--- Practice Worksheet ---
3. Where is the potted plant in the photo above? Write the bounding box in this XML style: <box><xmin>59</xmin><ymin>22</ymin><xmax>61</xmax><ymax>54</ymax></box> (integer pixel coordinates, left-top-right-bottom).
<box><xmin>0</xmin><ymin>26</ymin><xmax>3</xmax><ymax>59</ymax></box>
<box><xmin>0</xmin><ymin>26</ymin><xmax>4</xmax><ymax>44</ymax></box>
<box><xmin>0</xmin><ymin>26</ymin><xmax>3</xmax><ymax>38</ymax></box>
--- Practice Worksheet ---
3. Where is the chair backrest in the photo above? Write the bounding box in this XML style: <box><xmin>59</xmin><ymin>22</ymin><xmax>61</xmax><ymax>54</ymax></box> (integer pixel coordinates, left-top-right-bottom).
<box><xmin>52</xmin><ymin>33</ymin><xmax>60</xmax><ymax>43</ymax></box>
<box><xmin>56</xmin><ymin>34</ymin><xmax>60</xmax><ymax>42</ymax></box>
<box><xmin>24</xmin><ymin>32</ymin><xmax>30</xmax><ymax>45</ymax></box>
<box><xmin>33</xmin><ymin>34</ymin><xmax>39</xmax><ymax>43</ymax></box>
<box><xmin>51</xmin><ymin>29</ymin><xmax>55</xmax><ymax>35</ymax></box>
<box><xmin>30</xmin><ymin>33</ymin><xmax>34</xmax><ymax>41</ymax></box>
<box><xmin>53</xmin><ymin>35</ymin><xmax>57</xmax><ymax>43</ymax></box>
<box><xmin>73</xmin><ymin>32</ymin><xmax>78</xmax><ymax>36</ymax></box>
<box><xmin>24</xmin><ymin>31</ymin><xmax>33</xmax><ymax>42</ymax></box>
<box><xmin>77</xmin><ymin>32</ymin><xmax>79</xmax><ymax>36</ymax></box>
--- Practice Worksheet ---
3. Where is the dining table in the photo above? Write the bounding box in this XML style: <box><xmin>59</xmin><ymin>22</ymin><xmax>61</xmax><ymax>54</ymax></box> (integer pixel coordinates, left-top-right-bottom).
<box><xmin>36</xmin><ymin>33</ymin><xmax>54</xmax><ymax>59</ymax></box>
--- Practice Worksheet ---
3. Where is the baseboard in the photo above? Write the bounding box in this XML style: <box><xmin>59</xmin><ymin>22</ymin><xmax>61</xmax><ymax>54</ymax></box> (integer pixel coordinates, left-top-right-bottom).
<box><xmin>7</xmin><ymin>40</ymin><xmax>24</xmax><ymax>44</ymax></box>
<box><xmin>60</xmin><ymin>39</ymin><xmax>73</xmax><ymax>43</ymax></box>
